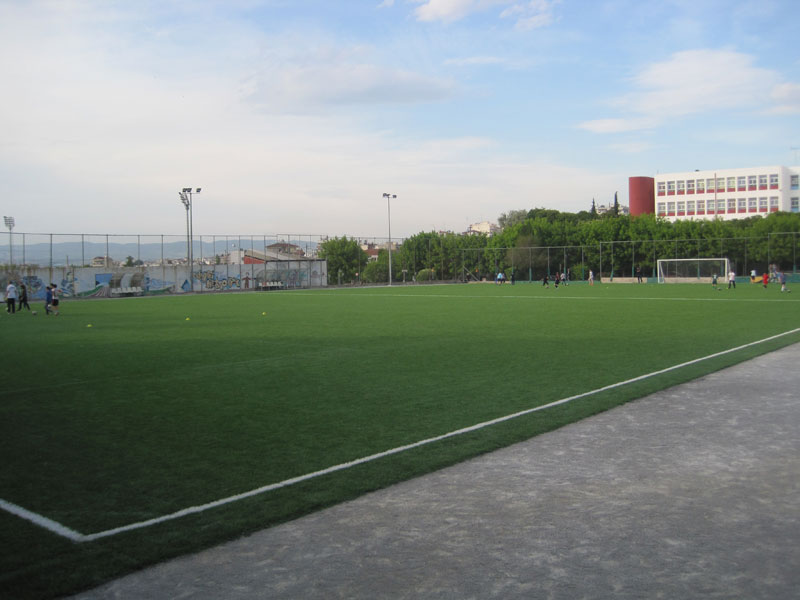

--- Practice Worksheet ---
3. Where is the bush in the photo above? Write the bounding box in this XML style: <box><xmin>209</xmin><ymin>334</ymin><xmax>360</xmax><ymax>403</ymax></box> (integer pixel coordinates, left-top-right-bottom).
<box><xmin>416</xmin><ymin>268</ymin><xmax>435</xmax><ymax>282</ymax></box>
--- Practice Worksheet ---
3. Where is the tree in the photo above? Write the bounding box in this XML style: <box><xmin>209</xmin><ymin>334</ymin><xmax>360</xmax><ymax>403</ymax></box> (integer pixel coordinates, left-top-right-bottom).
<box><xmin>613</xmin><ymin>192</ymin><xmax>620</xmax><ymax>216</ymax></box>
<box><xmin>317</xmin><ymin>237</ymin><xmax>368</xmax><ymax>285</ymax></box>
<box><xmin>590</xmin><ymin>199</ymin><xmax>597</xmax><ymax>217</ymax></box>
<box><xmin>124</xmin><ymin>256</ymin><xmax>134</xmax><ymax>267</ymax></box>
<box><xmin>498</xmin><ymin>209</ymin><xmax>528</xmax><ymax>229</ymax></box>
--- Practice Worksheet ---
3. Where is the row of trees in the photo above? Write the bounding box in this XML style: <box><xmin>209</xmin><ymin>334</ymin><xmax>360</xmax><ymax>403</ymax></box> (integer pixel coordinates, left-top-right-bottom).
<box><xmin>319</xmin><ymin>210</ymin><xmax>800</xmax><ymax>284</ymax></box>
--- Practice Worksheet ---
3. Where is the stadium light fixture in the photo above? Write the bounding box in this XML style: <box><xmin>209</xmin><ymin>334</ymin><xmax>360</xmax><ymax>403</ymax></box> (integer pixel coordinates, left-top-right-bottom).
<box><xmin>178</xmin><ymin>188</ymin><xmax>200</xmax><ymax>282</ymax></box>
<box><xmin>382</xmin><ymin>193</ymin><xmax>396</xmax><ymax>286</ymax></box>
<box><xmin>4</xmin><ymin>216</ymin><xmax>14</xmax><ymax>266</ymax></box>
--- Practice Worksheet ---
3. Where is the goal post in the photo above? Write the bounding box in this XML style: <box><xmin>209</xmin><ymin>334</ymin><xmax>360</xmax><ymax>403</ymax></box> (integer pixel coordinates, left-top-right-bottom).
<box><xmin>657</xmin><ymin>258</ymin><xmax>730</xmax><ymax>283</ymax></box>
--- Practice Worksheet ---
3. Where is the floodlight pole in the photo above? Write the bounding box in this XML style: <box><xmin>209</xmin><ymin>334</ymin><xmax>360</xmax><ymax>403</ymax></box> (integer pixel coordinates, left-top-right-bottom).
<box><xmin>179</xmin><ymin>187</ymin><xmax>201</xmax><ymax>289</ymax></box>
<box><xmin>3</xmin><ymin>216</ymin><xmax>14</xmax><ymax>267</ymax></box>
<box><xmin>383</xmin><ymin>193</ymin><xmax>396</xmax><ymax>286</ymax></box>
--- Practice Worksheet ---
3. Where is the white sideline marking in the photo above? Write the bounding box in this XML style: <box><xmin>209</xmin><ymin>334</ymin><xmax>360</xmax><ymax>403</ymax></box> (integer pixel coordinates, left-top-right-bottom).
<box><xmin>0</xmin><ymin>498</ymin><xmax>85</xmax><ymax>541</ymax></box>
<box><xmin>3</xmin><ymin>327</ymin><xmax>799</xmax><ymax>542</ymax></box>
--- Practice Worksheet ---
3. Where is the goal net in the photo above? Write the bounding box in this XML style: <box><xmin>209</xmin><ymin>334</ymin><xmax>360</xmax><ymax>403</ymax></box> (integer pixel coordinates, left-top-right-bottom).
<box><xmin>657</xmin><ymin>258</ymin><xmax>730</xmax><ymax>283</ymax></box>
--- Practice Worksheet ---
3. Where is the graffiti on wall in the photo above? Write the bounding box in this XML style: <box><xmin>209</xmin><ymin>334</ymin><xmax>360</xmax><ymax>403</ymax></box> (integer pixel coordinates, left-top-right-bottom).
<box><xmin>1</xmin><ymin>260</ymin><xmax>326</xmax><ymax>299</ymax></box>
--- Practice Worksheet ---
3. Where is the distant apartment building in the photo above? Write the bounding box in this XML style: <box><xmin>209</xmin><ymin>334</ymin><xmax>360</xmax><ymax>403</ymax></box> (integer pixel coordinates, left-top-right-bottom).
<box><xmin>466</xmin><ymin>221</ymin><xmax>500</xmax><ymax>235</ymax></box>
<box><xmin>630</xmin><ymin>165</ymin><xmax>800</xmax><ymax>222</ymax></box>
<box><xmin>595</xmin><ymin>203</ymin><xmax>629</xmax><ymax>216</ymax></box>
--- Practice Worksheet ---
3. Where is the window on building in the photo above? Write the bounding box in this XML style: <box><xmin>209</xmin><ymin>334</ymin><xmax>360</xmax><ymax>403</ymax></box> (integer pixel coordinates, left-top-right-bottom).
<box><xmin>769</xmin><ymin>174</ymin><xmax>778</xmax><ymax>189</ymax></box>
<box><xmin>728</xmin><ymin>199</ymin><xmax>736</xmax><ymax>211</ymax></box>
<box><xmin>697</xmin><ymin>179</ymin><xmax>705</xmax><ymax>193</ymax></box>
<box><xmin>748</xmin><ymin>198</ymin><xmax>757</xmax><ymax>211</ymax></box>
<box><xmin>708</xmin><ymin>199</ymin><xmax>715</xmax><ymax>211</ymax></box>
<box><xmin>769</xmin><ymin>197</ymin><xmax>779</xmax><ymax>211</ymax></box>
<box><xmin>677</xmin><ymin>201</ymin><xmax>685</xmax><ymax>213</ymax></box>
<box><xmin>737</xmin><ymin>176</ymin><xmax>746</xmax><ymax>190</ymax></box>
<box><xmin>667</xmin><ymin>202</ymin><xmax>676</xmax><ymax>214</ymax></box>
<box><xmin>657</xmin><ymin>182</ymin><xmax>666</xmax><ymax>196</ymax></box>
<box><xmin>717</xmin><ymin>178</ymin><xmax>725</xmax><ymax>192</ymax></box>
<box><xmin>727</xmin><ymin>176</ymin><xmax>736</xmax><ymax>191</ymax></box>
<box><xmin>696</xmin><ymin>200</ymin><xmax>705</xmax><ymax>212</ymax></box>
<box><xmin>706</xmin><ymin>178</ymin><xmax>715</xmax><ymax>192</ymax></box>
<box><xmin>759</xmin><ymin>197</ymin><xmax>768</xmax><ymax>211</ymax></box>
<box><xmin>687</xmin><ymin>200</ymin><xmax>695</xmax><ymax>212</ymax></box>
<box><xmin>759</xmin><ymin>174</ymin><xmax>767</xmax><ymax>189</ymax></box>
<box><xmin>657</xmin><ymin>202</ymin><xmax>666</xmax><ymax>214</ymax></box>
<box><xmin>687</xmin><ymin>180</ymin><xmax>695</xmax><ymax>193</ymax></box>
<box><xmin>748</xmin><ymin>175</ymin><xmax>757</xmax><ymax>190</ymax></box>
<box><xmin>717</xmin><ymin>201</ymin><xmax>727</xmax><ymax>213</ymax></box>
<box><xmin>792</xmin><ymin>198</ymin><xmax>799</xmax><ymax>213</ymax></box>
<box><xmin>738</xmin><ymin>198</ymin><xmax>747</xmax><ymax>212</ymax></box>
<box><xmin>791</xmin><ymin>175</ymin><xmax>799</xmax><ymax>190</ymax></box>
<box><xmin>667</xmin><ymin>181</ymin><xmax>676</xmax><ymax>194</ymax></box>
<box><xmin>677</xmin><ymin>180</ymin><xmax>685</xmax><ymax>194</ymax></box>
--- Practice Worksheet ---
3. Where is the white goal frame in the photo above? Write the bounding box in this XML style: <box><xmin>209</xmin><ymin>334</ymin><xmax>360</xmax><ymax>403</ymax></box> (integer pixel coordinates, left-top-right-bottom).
<box><xmin>657</xmin><ymin>258</ymin><xmax>730</xmax><ymax>283</ymax></box>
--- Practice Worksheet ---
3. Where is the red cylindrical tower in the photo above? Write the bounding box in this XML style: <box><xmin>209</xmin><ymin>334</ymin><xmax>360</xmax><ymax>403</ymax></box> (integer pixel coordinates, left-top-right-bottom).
<box><xmin>628</xmin><ymin>177</ymin><xmax>655</xmax><ymax>216</ymax></box>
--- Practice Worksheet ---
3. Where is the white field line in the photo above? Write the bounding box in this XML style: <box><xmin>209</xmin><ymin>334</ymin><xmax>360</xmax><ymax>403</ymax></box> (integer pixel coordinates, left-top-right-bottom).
<box><xmin>291</xmin><ymin>291</ymin><xmax>798</xmax><ymax>303</ymax></box>
<box><xmin>3</xmin><ymin>327</ymin><xmax>800</xmax><ymax>543</ymax></box>
<box><xmin>0</xmin><ymin>498</ymin><xmax>85</xmax><ymax>542</ymax></box>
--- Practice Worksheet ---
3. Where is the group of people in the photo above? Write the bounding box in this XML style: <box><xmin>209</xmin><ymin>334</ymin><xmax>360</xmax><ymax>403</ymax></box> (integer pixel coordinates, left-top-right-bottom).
<box><xmin>542</xmin><ymin>271</ymin><xmax>570</xmax><ymax>288</ymax></box>
<box><xmin>715</xmin><ymin>270</ymin><xmax>790</xmax><ymax>292</ymax></box>
<box><xmin>4</xmin><ymin>281</ymin><xmax>60</xmax><ymax>315</ymax></box>
<box><xmin>495</xmin><ymin>271</ymin><xmax>518</xmax><ymax>284</ymax></box>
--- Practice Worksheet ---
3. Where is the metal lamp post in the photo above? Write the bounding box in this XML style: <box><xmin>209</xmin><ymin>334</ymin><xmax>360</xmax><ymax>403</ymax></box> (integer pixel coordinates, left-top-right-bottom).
<box><xmin>179</xmin><ymin>188</ymin><xmax>201</xmax><ymax>286</ymax></box>
<box><xmin>382</xmin><ymin>193</ymin><xmax>396</xmax><ymax>286</ymax></box>
<box><xmin>3</xmin><ymin>216</ymin><xmax>14</xmax><ymax>267</ymax></box>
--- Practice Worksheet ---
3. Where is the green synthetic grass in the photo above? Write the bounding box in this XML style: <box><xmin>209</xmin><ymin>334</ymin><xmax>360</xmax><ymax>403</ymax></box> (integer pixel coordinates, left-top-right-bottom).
<box><xmin>1</xmin><ymin>282</ymin><xmax>798</xmax><ymax>597</ymax></box>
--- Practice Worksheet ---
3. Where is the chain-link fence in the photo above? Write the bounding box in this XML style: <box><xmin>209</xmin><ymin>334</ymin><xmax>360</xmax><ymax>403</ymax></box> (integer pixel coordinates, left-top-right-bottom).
<box><xmin>2</xmin><ymin>231</ymin><xmax>799</xmax><ymax>285</ymax></box>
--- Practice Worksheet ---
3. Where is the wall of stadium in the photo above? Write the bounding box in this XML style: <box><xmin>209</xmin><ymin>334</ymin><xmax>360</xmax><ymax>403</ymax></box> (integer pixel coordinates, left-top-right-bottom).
<box><xmin>1</xmin><ymin>259</ymin><xmax>327</xmax><ymax>301</ymax></box>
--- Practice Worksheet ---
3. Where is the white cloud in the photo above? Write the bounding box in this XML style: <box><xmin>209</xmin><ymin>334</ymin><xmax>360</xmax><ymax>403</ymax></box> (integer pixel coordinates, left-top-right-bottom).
<box><xmin>414</xmin><ymin>0</ymin><xmax>497</xmax><ymax>23</ymax></box>
<box><xmin>769</xmin><ymin>82</ymin><xmax>800</xmax><ymax>115</ymax></box>
<box><xmin>581</xmin><ymin>49</ymin><xmax>798</xmax><ymax>134</ymax></box>
<box><xmin>244</xmin><ymin>47</ymin><xmax>456</xmax><ymax>112</ymax></box>
<box><xmin>629</xmin><ymin>49</ymin><xmax>777</xmax><ymax>117</ymax></box>
<box><xmin>500</xmin><ymin>0</ymin><xmax>559</xmax><ymax>30</ymax></box>
<box><xmin>413</xmin><ymin>0</ymin><xmax>558</xmax><ymax>29</ymax></box>
<box><xmin>577</xmin><ymin>118</ymin><xmax>659</xmax><ymax>134</ymax></box>
<box><xmin>443</xmin><ymin>55</ymin><xmax>506</xmax><ymax>66</ymax></box>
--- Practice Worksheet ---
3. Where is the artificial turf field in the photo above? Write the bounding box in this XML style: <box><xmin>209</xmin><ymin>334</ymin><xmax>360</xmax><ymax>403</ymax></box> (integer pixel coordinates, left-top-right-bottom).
<box><xmin>1</xmin><ymin>281</ymin><xmax>798</xmax><ymax>598</ymax></box>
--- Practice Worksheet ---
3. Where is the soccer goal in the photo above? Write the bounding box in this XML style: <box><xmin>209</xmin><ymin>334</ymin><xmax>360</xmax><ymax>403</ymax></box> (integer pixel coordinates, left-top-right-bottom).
<box><xmin>657</xmin><ymin>258</ymin><xmax>730</xmax><ymax>283</ymax></box>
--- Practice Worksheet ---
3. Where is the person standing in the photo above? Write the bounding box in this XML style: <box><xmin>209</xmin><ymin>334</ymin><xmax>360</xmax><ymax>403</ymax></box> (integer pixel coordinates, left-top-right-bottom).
<box><xmin>510</xmin><ymin>270</ymin><xmax>516</xmax><ymax>285</ymax></box>
<box><xmin>779</xmin><ymin>271</ymin><xmax>789</xmax><ymax>293</ymax></box>
<box><xmin>45</xmin><ymin>285</ymin><xmax>53</xmax><ymax>314</ymax></box>
<box><xmin>50</xmin><ymin>283</ymin><xmax>60</xmax><ymax>315</ymax></box>
<box><xmin>728</xmin><ymin>270</ymin><xmax>736</xmax><ymax>289</ymax></box>
<box><xmin>5</xmin><ymin>281</ymin><xmax>18</xmax><ymax>313</ymax></box>
<box><xmin>762</xmin><ymin>272</ymin><xmax>768</xmax><ymax>289</ymax></box>
<box><xmin>18</xmin><ymin>283</ymin><xmax>30</xmax><ymax>312</ymax></box>
<box><xmin>712</xmin><ymin>273</ymin><xmax>718</xmax><ymax>289</ymax></box>
<box><xmin>588</xmin><ymin>270</ymin><xmax>594</xmax><ymax>286</ymax></box>
<box><xmin>636</xmin><ymin>265</ymin><xmax>642</xmax><ymax>283</ymax></box>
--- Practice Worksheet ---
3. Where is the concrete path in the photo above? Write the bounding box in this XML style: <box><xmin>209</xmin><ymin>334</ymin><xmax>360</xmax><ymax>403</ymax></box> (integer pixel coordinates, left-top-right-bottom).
<box><xmin>74</xmin><ymin>344</ymin><xmax>800</xmax><ymax>599</ymax></box>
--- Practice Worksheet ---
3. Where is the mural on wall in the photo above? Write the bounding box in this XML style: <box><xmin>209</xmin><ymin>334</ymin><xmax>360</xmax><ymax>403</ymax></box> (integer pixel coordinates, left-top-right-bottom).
<box><xmin>1</xmin><ymin>260</ymin><xmax>326</xmax><ymax>300</ymax></box>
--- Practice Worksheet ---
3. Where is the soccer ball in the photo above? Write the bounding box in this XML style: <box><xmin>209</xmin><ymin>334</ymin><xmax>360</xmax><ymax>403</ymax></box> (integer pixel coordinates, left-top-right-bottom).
<box><xmin>32</xmin><ymin>311</ymin><xmax>38</xmax><ymax>315</ymax></box>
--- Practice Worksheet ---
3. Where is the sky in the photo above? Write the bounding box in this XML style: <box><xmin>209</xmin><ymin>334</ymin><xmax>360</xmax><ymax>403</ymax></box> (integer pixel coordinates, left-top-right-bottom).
<box><xmin>1</xmin><ymin>0</ymin><xmax>799</xmax><ymax>239</ymax></box>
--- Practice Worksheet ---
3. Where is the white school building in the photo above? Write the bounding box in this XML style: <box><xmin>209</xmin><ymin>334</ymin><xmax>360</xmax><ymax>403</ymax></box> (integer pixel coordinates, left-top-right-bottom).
<box><xmin>629</xmin><ymin>166</ymin><xmax>800</xmax><ymax>222</ymax></box>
